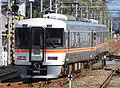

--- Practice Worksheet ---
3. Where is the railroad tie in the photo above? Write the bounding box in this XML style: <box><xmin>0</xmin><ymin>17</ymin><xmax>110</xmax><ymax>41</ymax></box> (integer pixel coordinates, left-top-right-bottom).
<box><xmin>33</xmin><ymin>82</ymin><xmax>45</xmax><ymax>88</ymax></box>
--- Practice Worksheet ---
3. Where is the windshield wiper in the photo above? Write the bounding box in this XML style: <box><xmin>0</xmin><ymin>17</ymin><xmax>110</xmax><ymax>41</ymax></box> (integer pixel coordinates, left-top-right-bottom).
<box><xmin>50</xmin><ymin>41</ymin><xmax>57</xmax><ymax>48</ymax></box>
<box><xmin>47</xmin><ymin>39</ymin><xmax>57</xmax><ymax>48</ymax></box>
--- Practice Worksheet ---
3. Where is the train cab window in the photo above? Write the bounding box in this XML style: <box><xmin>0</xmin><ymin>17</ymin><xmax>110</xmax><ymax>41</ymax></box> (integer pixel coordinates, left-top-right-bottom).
<box><xmin>46</xmin><ymin>28</ymin><xmax>64</xmax><ymax>47</ymax></box>
<box><xmin>32</xmin><ymin>28</ymin><xmax>43</xmax><ymax>47</ymax></box>
<box><xmin>15</xmin><ymin>28</ymin><xmax>29</xmax><ymax>49</ymax></box>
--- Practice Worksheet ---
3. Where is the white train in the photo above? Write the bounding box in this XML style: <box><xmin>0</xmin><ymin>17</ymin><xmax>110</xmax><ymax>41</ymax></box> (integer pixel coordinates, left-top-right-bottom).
<box><xmin>14</xmin><ymin>13</ymin><xmax>108</xmax><ymax>78</ymax></box>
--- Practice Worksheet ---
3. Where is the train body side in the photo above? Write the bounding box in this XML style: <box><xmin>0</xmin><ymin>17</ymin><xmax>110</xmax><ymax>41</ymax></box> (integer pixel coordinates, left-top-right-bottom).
<box><xmin>14</xmin><ymin>17</ymin><xmax>108</xmax><ymax>78</ymax></box>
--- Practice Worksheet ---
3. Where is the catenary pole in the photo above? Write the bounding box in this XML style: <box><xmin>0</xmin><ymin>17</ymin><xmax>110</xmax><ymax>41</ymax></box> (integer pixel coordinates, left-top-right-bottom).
<box><xmin>7</xmin><ymin>0</ymin><xmax>11</xmax><ymax>65</ymax></box>
<box><xmin>41</xmin><ymin>0</ymin><xmax>43</xmax><ymax>13</ymax></box>
<box><xmin>30</xmin><ymin>3</ymin><xmax>32</xmax><ymax>18</ymax></box>
<box><xmin>50</xmin><ymin>0</ymin><xmax>52</xmax><ymax>11</ymax></box>
<box><xmin>55</xmin><ymin>0</ymin><xmax>58</xmax><ymax>13</ymax></box>
<box><xmin>111</xmin><ymin>18</ymin><xmax>113</xmax><ymax>38</ymax></box>
<box><xmin>29</xmin><ymin>0</ymin><xmax>34</xmax><ymax>18</ymax></box>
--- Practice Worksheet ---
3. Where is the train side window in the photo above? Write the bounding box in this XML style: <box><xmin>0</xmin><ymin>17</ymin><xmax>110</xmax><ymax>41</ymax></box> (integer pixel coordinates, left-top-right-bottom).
<box><xmin>78</xmin><ymin>32</ymin><xmax>90</xmax><ymax>47</ymax></box>
<box><xmin>70</xmin><ymin>32</ymin><xmax>78</xmax><ymax>48</ymax></box>
<box><xmin>93</xmin><ymin>33</ymin><xmax>96</xmax><ymax>40</ymax></box>
<box><xmin>77</xmin><ymin>32</ymin><xmax>81</xmax><ymax>47</ymax></box>
<box><xmin>94</xmin><ymin>37</ymin><xmax>96</xmax><ymax>40</ymax></box>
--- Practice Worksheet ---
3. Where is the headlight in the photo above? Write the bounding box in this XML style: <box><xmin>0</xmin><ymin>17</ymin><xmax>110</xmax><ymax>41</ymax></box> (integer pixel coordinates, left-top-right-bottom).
<box><xmin>17</xmin><ymin>56</ymin><xmax>26</xmax><ymax>60</ymax></box>
<box><xmin>48</xmin><ymin>56</ymin><xmax>58</xmax><ymax>60</ymax></box>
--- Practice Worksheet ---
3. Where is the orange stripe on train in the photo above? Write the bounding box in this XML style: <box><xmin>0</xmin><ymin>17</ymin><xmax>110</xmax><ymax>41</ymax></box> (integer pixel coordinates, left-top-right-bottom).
<box><xmin>15</xmin><ymin>43</ymin><xmax>106</xmax><ymax>53</ymax></box>
<box><xmin>15</xmin><ymin>47</ymin><xmax>97</xmax><ymax>53</ymax></box>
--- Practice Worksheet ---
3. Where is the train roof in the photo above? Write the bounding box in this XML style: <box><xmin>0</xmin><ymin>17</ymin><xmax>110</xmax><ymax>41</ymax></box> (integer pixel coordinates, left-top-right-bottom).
<box><xmin>65</xmin><ymin>21</ymin><xmax>107</xmax><ymax>32</ymax></box>
<box><xmin>65</xmin><ymin>21</ymin><xmax>106</xmax><ymax>27</ymax></box>
<box><xmin>15</xmin><ymin>18</ymin><xmax>66</xmax><ymax>28</ymax></box>
<box><xmin>15</xmin><ymin>18</ymin><xmax>107</xmax><ymax>32</ymax></box>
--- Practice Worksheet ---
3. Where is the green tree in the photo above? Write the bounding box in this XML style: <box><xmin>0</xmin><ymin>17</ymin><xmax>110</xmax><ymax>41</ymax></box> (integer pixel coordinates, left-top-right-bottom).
<box><xmin>33</xmin><ymin>10</ymin><xmax>40</xmax><ymax>18</ymax></box>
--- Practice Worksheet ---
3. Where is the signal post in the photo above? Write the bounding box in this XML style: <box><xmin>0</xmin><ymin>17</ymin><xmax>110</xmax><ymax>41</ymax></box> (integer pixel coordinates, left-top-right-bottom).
<box><xmin>6</xmin><ymin>0</ymin><xmax>19</xmax><ymax>65</ymax></box>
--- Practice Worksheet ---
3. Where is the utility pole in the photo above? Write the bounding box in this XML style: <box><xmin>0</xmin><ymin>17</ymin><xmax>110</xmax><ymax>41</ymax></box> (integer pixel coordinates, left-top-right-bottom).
<box><xmin>104</xmin><ymin>12</ymin><xmax>106</xmax><ymax>25</ymax></box>
<box><xmin>100</xmin><ymin>12</ymin><xmax>103</xmax><ymax>24</ymax></box>
<box><xmin>29</xmin><ymin>0</ymin><xmax>34</xmax><ymax>18</ymax></box>
<box><xmin>86</xmin><ymin>6</ymin><xmax>88</xmax><ymax>18</ymax></box>
<box><xmin>94</xmin><ymin>12</ymin><xmax>96</xmax><ymax>19</ymax></box>
<box><xmin>107</xmin><ymin>14</ymin><xmax>111</xmax><ymax>39</ymax></box>
<box><xmin>60</xmin><ymin>0</ymin><xmax>62</xmax><ymax>14</ymax></box>
<box><xmin>55</xmin><ymin>0</ymin><xmax>58</xmax><ymax>13</ymax></box>
<box><xmin>90</xmin><ymin>0</ymin><xmax>92</xmax><ymax>6</ymax></box>
<box><xmin>75</xmin><ymin>0</ymin><xmax>79</xmax><ymax>18</ymax></box>
<box><xmin>30</xmin><ymin>3</ymin><xmax>32</xmax><ymax>18</ymax></box>
<box><xmin>0</xmin><ymin>2</ymin><xmax>2</xmax><ymax>64</ymax></box>
<box><xmin>7</xmin><ymin>0</ymin><xmax>11</xmax><ymax>65</ymax></box>
<box><xmin>111</xmin><ymin>18</ymin><xmax>113</xmax><ymax>38</ymax></box>
<box><xmin>50</xmin><ymin>0</ymin><xmax>52</xmax><ymax>11</ymax></box>
<box><xmin>80</xmin><ymin>7</ymin><xmax>83</xmax><ymax>18</ymax></box>
<box><xmin>41</xmin><ymin>0</ymin><xmax>43</xmax><ymax>13</ymax></box>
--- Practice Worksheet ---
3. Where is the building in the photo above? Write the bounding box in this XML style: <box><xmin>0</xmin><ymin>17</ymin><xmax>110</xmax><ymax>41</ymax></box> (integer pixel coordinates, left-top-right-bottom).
<box><xmin>0</xmin><ymin>0</ymin><xmax>26</xmax><ymax>66</ymax></box>
<box><xmin>0</xmin><ymin>1</ymin><xmax>7</xmax><ymax>66</ymax></box>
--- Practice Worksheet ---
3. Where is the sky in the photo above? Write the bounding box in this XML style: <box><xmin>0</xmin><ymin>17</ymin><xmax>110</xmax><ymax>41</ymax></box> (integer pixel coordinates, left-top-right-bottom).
<box><xmin>0</xmin><ymin>0</ymin><xmax>7</xmax><ymax>2</ymax></box>
<box><xmin>107</xmin><ymin>0</ymin><xmax>120</xmax><ymax>12</ymax></box>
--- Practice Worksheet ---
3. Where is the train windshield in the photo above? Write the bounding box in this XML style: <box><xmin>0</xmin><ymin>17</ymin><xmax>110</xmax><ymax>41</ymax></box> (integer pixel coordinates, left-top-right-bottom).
<box><xmin>15</xmin><ymin>27</ymin><xmax>63</xmax><ymax>49</ymax></box>
<box><xmin>15</xmin><ymin>27</ymin><xmax>44</xmax><ymax>49</ymax></box>
<box><xmin>32</xmin><ymin>27</ymin><xmax>44</xmax><ymax>48</ymax></box>
<box><xmin>46</xmin><ymin>28</ymin><xmax>64</xmax><ymax>47</ymax></box>
<box><xmin>15</xmin><ymin>28</ymin><xmax>29</xmax><ymax>49</ymax></box>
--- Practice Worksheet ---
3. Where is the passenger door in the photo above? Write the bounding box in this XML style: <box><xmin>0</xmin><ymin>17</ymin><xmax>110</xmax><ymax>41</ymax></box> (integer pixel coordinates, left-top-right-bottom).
<box><xmin>29</xmin><ymin>27</ymin><xmax>46</xmax><ymax>62</ymax></box>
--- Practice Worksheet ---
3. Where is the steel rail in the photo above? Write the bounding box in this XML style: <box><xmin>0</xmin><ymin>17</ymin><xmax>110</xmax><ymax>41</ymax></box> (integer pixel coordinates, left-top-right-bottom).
<box><xmin>99</xmin><ymin>68</ymin><xmax>117</xmax><ymax>88</ymax></box>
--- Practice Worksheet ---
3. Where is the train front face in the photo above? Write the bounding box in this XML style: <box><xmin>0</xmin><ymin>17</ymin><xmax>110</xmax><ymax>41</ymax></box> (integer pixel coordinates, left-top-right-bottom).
<box><xmin>15</xmin><ymin>26</ymin><xmax>65</xmax><ymax>78</ymax></box>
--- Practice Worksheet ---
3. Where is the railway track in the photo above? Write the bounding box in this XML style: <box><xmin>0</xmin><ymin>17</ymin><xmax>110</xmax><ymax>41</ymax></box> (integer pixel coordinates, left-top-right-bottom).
<box><xmin>0</xmin><ymin>66</ymin><xmax>18</xmax><ymax>82</ymax></box>
<box><xmin>0</xmin><ymin>67</ymin><xmax>83</xmax><ymax>88</ymax></box>
<box><xmin>0</xmin><ymin>70</ymin><xmax>18</xmax><ymax>82</ymax></box>
<box><xmin>100</xmin><ymin>68</ymin><xmax>117</xmax><ymax>88</ymax></box>
<box><xmin>0</xmin><ymin>55</ymin><xmax>104</xmax><ymax>88</ymax></box>
<box><xmin>0</xmin><ymin>75</ymin><xmax>67</xmax><ymax>88</ymax></box>
<box><xmin>2</xmin><ymin>75</ymin><xmax>81</xmax><ymax>88</ymax></box>
<box><xmin>100</xmin><ymin>67</ymin><xmax>120</xmax><ymax>88</ymax></box>
<box><xmin>0</xmin><ymin>65</ymin><xmax>118</xmax><ymax>88</ymax></box>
